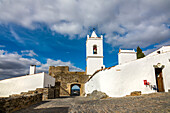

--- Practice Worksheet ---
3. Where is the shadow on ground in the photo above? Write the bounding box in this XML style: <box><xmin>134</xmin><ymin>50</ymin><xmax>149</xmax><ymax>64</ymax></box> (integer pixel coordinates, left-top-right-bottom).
<box><xmin>21</xmin><ymin>107</ymin><xmax>69</xmax><ymax>113</ymax></box>
<box><xmin>59</xmin><ymin>96</ymin><xmax>78</xmax><ymax>98</ymax></box>
<box><xmin>14</xmin><ymin>100</ymin><xmax>69</xmax><ymax>113</ymax></box>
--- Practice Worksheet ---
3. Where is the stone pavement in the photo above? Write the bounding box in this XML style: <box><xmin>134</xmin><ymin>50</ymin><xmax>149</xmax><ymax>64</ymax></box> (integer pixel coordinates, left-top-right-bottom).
<box><xmin>15</xmin><ymin>93</ymin><xmax>170</xmax><ymax>113</ymax></box>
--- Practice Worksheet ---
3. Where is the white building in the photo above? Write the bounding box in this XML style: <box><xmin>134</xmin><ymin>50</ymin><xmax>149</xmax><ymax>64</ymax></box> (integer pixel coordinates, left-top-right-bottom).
<box><xmin>0</xmin><ymin>65</ymin><xmax>55</xmax><ymax>97</ymax></box>
<box><xmin>29</xmin><ymin>65</ymin><xmax>36</xmax><ymax>75</ymax></box>
<box><xmin>86</xmin><ymin>31</ymin><xmax>105</xmax><ymax>75</ymax></box>
<box><xmin>85</xmin><ymin>46</ymin><xmax>170</xmax><ymax>97</ymax></box>
<box><xmin>118</xmin><ymin>49</ymin><xmax>137</xmax><ymax>65</ymax></box>
<box><xmin>146</xmin><ymin>46</ymin><xmax>170</xmax><ymax>57</ymax></box>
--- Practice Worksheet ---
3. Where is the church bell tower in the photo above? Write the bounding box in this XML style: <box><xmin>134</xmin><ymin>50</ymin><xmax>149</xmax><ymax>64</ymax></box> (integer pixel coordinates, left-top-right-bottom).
<box><xmin>86</xmin><ymin>30</ymin><xmax>104</xmax><ymax>75</ymax></box>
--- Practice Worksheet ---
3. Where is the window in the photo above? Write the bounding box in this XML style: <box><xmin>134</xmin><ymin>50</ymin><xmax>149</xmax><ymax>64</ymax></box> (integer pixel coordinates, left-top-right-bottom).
<box><xmin>93</xmin><ymin>45</ymin><xmax>97</xmax><ymax>54</ymax></box>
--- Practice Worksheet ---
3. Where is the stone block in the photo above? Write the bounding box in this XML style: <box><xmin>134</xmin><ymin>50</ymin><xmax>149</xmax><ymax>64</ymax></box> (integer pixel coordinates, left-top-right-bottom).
<box><xmin>36</xmin><ymin>88</ymin><xmax>56</xmax><ymax>100</ymax></box>
<box><xmin>86</xmin><ymin>90</ymin><xmax>108</xmax><ymax>100</ymax></box>
<box><xmin>130</xmin><ymin>91</ymin><xmax>141</xmax><ymax>96</ymax></box>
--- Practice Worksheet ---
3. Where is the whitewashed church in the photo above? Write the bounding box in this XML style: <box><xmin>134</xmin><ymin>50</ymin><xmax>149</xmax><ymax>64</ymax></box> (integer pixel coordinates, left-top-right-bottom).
<box><xmin>86</xmin><ymin>31</ymin><xmax>105</xmax><ymax>75</ymax></box>
<box><xmin>85</xmin><ymin>31</ymin><xmax>170</xmax><ymax>97</ymax></box>
<box><xmin>0</xmin><ymin>30</ymin><xmax>170</xmax><ymax>98</ymax></box>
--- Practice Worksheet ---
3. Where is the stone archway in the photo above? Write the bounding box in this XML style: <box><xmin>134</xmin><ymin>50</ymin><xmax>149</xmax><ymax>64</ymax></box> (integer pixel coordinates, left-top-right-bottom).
<box><xmin>70</xmin><ymin>84</ymin><xmax>81</xmax><ymax>96</ymax></box>
<box><xmin>48</xmin><ymin>66</ymin><xmax>90</xmax><ymax>97</ymax></box>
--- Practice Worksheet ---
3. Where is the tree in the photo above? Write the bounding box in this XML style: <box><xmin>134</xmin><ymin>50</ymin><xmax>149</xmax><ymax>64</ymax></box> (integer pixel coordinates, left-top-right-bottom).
<box><xmin>137</xmin><ymin>46</ymin><xmax>145</xmax><ymax>59</ymax></box>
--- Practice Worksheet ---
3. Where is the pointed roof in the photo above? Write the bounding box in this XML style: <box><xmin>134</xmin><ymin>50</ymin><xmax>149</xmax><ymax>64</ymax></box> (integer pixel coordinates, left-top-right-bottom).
<box><xmin>91</xmin><ymin>31</ymin><xmax>98</xmax><ymax>38</ymax></box>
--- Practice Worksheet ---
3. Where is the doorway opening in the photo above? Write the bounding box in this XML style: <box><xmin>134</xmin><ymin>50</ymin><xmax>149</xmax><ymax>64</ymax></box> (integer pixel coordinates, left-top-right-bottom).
<box><xmin>70</xmin><ymin>84</ymin><xmax>80</xmax><ymax>96</ymax></box>
<box><xmin>155</xmin><ymin>68</ymin><xmax>165</xmax><ymax>92</ymax></box>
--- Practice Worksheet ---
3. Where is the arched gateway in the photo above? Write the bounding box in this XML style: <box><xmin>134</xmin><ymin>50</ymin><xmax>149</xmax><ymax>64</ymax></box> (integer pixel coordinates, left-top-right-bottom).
<box><xmin>49</xmin><ymin>66</ymin><xmax>90</xmax><ymax>97</ymax></box>
<box><xmin>70</xmin><ymin>84</ymin><xmax>81</xmax><ymax>96</ymax></box>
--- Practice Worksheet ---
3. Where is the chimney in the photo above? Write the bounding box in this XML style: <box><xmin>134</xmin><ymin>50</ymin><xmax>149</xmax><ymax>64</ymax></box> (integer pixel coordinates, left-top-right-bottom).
<box><xmin>29</xmin><ymin>65</ymin><xmax>36</xmax><ymax>75</ymax></box>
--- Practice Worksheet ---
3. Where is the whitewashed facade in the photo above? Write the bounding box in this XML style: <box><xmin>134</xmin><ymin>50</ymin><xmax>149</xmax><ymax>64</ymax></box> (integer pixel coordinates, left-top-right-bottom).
<box><xmin>0</xmin><ymin>72</ymin><xmax>55</xmax><ymax>97</ymax></box>
<box><xmin>29</xmin><ymin>65</ymin><xmax>36</xmax><ymax>75</ymax></box>
<box><xmin>118</xmin><ymin>49</ymin><xmax>137</xmax><ymax>65</ymax></box>
<box><xmin>85</xmin><ymin>46</ymin><xmax>170</xmax><ymax>97</ymax></box>
<box><xmin>86</xmin><ymin>31</ymin><xmax>105</xmax><ymax>75</ymax></box>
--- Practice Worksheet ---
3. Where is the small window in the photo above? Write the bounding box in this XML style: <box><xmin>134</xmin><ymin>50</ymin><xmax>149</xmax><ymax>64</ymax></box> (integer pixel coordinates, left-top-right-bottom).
<box><xmin>93</xmin><ymin>45</ymin><xmax>97</xmax><ymax>54</ymax></box>
<box><xmin>157</xmin><ymin>51</ymin><xmax>160</xmax><ymax>54</ymax></box>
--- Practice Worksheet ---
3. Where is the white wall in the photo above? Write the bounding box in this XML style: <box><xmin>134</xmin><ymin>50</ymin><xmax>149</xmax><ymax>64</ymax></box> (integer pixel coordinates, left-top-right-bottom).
<box><xmin>0</xmin><ymin>72</ymin><xmax>55</xmax><ymax>97</ymax></box>
<box><xmin>85</xmin><ymin>51</ymin><xmax>170</xmax><ymax>97</ymax></box>
<box><xmin>147</xmin><ymin>46</ymin><xmax>170</xmax><ymax>57</ymax></box>
<box><xmin>29</xmin><ymin>65</ymin><xmax>36</xmax><ymax>75</ymax></box>
<box><xmin>86</xmin><ymin>35</ymin><xmax>104</xmax><ymax>75</ymax></box>
<box><xmin>87</xmin><ymin>58</ymin><xmax>103</xmax><ymax>75</ymax></box>
<box><xmin>44</xmin><ymin>73</ymin><xmax>55</xmax><ymax>87</ymax></box>
<box><xmin>118</xmin><ymin>50</ymin><xmax>136</xmax><ymax>65</ymax></box>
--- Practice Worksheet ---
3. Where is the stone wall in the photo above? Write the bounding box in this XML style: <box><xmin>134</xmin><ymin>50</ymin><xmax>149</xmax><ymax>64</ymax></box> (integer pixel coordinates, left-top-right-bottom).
<box><xmin>0</xmin><ymin>93</ymin><xmax>42</xmax><ymax>113</ymax></box>
<box><xmin>20</xmin><ymin>87</ymin><xmax>59</xmax><ymax>100</ymax></box>
<box><xmin>0</xmin><ymin>87</ymin><xmax>60</xmax><ymax>113</ymax></box>
<box><xmin>36</xmin><ymin>87</ymin><xmax>59</xmax><ymax>100</ymax></box>
<box><xmin>49</xmin><ymin>66</ymin><xmax>90</xmax><ymax>96</ymax></box>
<box><xmin>49</xmin><ymin>66</ymin><xmax>69</xmax><ymax>75</ymax></box>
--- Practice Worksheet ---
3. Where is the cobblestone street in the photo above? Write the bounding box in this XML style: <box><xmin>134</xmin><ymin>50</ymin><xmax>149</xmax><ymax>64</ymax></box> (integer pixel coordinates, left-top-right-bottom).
<box><xmin>16</xmin><ymin>92</ymin><xmax>170</xmax><ymax>113</ymax></box>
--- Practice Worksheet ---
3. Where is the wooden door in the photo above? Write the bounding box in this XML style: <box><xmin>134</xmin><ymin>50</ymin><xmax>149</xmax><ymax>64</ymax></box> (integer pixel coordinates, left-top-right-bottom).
<box><xmin>155</xmin><ymin>68</ymin><xmax>164</xmax><ymax>92</ymax></box>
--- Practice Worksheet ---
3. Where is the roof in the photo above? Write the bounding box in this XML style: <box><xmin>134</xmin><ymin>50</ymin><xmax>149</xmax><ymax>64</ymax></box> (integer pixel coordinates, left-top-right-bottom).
<box><xmin>119</xmin><ymin>49</ymin><xmax>136</xmax><ymax>53</ymax></box>
<box><xmin>91</xmin><ymin>31</ymin><xmax>98</xmax><ymax>38</ymax></box>
<box><xmin>146</xmin><ymin>46</ymin><xmax>170</xmax><ymax>57</ymax></box>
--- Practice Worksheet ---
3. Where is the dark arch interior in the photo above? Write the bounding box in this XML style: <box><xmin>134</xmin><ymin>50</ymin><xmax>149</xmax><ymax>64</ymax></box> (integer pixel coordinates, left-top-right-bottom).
<box><xmin>93</xmin><ymin>45</ymin><xmax>97</xmax><ymax>54</ymax></box>
<box><xmin>71</xmin><ymin>84</ymin><xmax>80</xmax><ymax>96</ymax></box>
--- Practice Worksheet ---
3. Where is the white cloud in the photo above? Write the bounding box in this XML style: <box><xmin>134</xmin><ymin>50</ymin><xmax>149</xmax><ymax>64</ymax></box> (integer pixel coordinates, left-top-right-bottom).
<box><xmin>0</xmin><ymin>0</ymin><xmax>170</xmax><ymax>48</ymax></box>
<box><xmin>0</xmin><ymin>45</ymin><xmax>5</xmax><ymax>48</ymax></box>
<box><xmin>51</xmin><ymin>22</ymin><xmax>82</xmax><ymax>38</ymax></box>
<box><xmin>21</xmin><ymin>50</ymin><xmax>38</xmax><ymax>57</ymax></box>
<box><xmin>10</xmin><ymin>28</ymin><xmax>24</xmax><ymax>44</ymax></box>
<box><xmin>0</xmin><ymin>50</ymin><xmax>83</xmax><ymax>80</ymax></box>
<box><xmin>0</xmin><ymin>50</ymin><xmax>41</xmax><ymax>79</ymax></box>
<box><xmin>105</xmin><ymin>24</ymin><xmax>170</xmax><ymax>48</ymax></box>
<box><xmin>37</xmin><ymin>58</ymin><xmax>84</xmax><ymax>73</ymax></box>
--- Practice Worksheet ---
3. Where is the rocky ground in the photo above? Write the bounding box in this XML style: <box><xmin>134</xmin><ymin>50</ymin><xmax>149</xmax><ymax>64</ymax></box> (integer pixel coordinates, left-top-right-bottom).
<box><xmin>15</xmin><ymin>92</ymin><xmax>170</xmax><ymax>113</ymax></box>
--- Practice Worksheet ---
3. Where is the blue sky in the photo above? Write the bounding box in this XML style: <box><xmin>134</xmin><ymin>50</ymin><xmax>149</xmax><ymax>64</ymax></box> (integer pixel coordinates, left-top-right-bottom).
<box><xmin>0</xmin><ymin>0</ymin><xmax>170</xmax><ymax>80</ymax></box>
